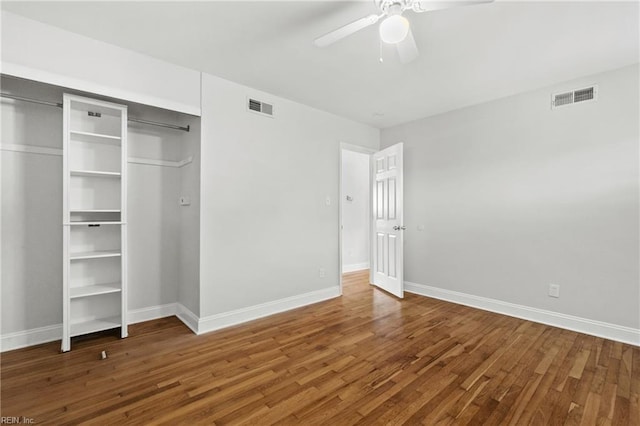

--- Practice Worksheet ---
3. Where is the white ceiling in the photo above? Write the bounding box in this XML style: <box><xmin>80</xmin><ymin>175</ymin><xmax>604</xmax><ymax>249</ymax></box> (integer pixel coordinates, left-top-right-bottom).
<box><xmin>2</xmin><ymin>1</ymin><xmax>638</xmax><ymax>128</ymax></box>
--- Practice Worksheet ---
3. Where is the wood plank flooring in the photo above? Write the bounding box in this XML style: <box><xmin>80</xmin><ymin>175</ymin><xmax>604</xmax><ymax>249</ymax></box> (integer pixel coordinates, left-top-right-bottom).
<box><xmin>1</xmin><ymin>270</ymin><xmax>638</xmax><ymax>425</ymax></box>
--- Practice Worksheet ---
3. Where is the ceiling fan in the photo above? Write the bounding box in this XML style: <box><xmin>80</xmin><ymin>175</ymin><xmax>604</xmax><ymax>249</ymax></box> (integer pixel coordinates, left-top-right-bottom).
<box><xmin>313</xmin><ymin>0</ymin><xmax>493</xmax><ymax>64</ymax></box>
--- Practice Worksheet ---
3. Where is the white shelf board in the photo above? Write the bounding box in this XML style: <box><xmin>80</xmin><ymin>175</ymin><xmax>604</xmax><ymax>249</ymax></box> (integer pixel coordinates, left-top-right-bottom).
<box><xmin>70</xmin><ymin>130</ymin><xmax>121</xmax><ymax>144</ymax></box>
<box><xmin>2</xmin><ymin>144</ymin><xmax>192</xmax><ymax>168</ymax></box>
<box><xmin>70</xmin><ymin>284</ymin><xmax>121</xmax><ymax>299</ymax></box>
<box><xmin>70</xmin><ymin>209</ymin><xmax>121</xmax><ymax>213</ymax></box>
<box><xmin>70</xmin><ymin>317</ymin><xmax>121</xmax><ymax>337</ymax></box>
<box><xmin>0</xmin><ymin>143</ymin><xmax>62</xmax><ymax>156</ymax></box>
<box><xmin>69</xmin><ymin>250</ymin><xmax>121</xmax><ymax>260</ymax></box>
<box><xmin>68</xmin><ymin>222</ymin><xmax>124</xmax><ymax>226</ymax></box>
<box><xmin>70</xmin><ymin>170</ymin><xmax>121</xmax><ymax>178</ymax></box>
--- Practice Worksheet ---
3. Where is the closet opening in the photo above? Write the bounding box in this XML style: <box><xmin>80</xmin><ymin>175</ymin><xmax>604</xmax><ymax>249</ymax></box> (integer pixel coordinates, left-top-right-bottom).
<box><xmin>1</xmin><ymin>74</ymin><xmax>201</xmax><ymax>349</ymax></box>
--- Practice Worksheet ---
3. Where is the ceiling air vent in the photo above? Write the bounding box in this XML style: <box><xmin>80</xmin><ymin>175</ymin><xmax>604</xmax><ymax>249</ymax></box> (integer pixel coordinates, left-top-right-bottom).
<box><xmin>551</xmin><ymin>85</ymin><xmax>598</xmax><ymax>109</ymax></box>
<box><xmin>247</xmin><ymin>98</ymin><xmax>274</xmax><ymax>118</ymax></box>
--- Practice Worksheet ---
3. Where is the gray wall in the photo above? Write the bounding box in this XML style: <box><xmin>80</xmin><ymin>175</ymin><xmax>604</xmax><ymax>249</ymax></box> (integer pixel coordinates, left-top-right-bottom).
<box><xmin>1</xmin><ymin>78</ymin><xmax>63</xmax><ymax>332</ymax></box>
<box><xmin>381</xmin><ymin>64</ymin><xmax>639</xmax><ymax>329</ymax></box>
<box><xmin>199</xmin><ymin>73</ymin><xmax>379</xmax><ymax>318</ymax></box>
<box><xmin>1</xmin><ymin>76</ymin><xmax>200</xmax><ymax>334</ymax></box>
<box><xmin>178</xmin><ymin>117</ymin><xmax>201</xmax><ymax>316</ymax></box>
<box><xmin>341</xmin><ymin>149</ymin><xmax>370</xmax><ymax>270</ymax></box>
<box><xmin>126</xmin><ymin>103</ymin><xmax>183</xmax><ymax>311</ymax></box>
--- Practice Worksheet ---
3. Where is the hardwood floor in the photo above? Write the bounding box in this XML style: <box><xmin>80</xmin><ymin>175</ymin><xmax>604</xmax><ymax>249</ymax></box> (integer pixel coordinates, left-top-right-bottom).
<box><xmin>1</xmin><ymin>270</ymin><xmax>638</xmax><ymax>425</ymax></box>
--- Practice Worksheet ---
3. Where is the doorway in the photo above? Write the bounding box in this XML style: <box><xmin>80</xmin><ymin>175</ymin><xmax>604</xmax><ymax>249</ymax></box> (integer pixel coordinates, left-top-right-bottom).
<box><xmin>339</xmin><ymin>144</ymin><xmax>375</xmax><ymax>293</ymax></box>
<box><xmin>339</xmin><ymin>142</ymin><xmax>405</xmax><ymax>298</ymax></box>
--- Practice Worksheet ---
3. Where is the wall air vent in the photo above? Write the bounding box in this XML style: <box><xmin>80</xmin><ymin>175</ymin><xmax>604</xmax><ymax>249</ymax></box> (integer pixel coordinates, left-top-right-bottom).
<box><xmin>247</xmin><ymin>98</ymin><xmax>274</xmax><ymax>117</ymax></box>
<box><xmin>574</xmin><ymin>87</ymin><xmax>595</xmax><ymax>103</ymax></box>
<box><xmin>551</xmin><ymin>85</ymin><xmax>598</xmax><ymax>109</ymax></box>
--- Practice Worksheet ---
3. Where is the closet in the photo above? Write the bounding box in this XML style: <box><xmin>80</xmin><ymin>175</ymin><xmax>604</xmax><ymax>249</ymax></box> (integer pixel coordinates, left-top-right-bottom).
<box><xmin>1</xmin><ymin>75</ymin><xmax>201</xmax><ymax>351</ymax></box>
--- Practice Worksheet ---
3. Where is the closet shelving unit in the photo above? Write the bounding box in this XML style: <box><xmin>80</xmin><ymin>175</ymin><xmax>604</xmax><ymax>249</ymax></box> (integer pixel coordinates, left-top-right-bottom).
<box><xmin>62</xmin><ymin>94</ymin><xmax>128</xmax><ymax>352</ymax></box>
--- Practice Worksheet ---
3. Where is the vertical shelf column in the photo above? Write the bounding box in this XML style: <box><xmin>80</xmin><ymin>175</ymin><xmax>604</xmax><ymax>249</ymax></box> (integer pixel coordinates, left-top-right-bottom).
<box><xmin>62</xmin><ymin>94</ymin><xmax>128</xmax><ymax>352</ymax></box>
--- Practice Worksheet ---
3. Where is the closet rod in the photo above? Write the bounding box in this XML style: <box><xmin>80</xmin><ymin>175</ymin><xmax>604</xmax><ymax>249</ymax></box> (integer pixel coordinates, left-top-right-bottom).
<box><xmin>0</xmin><ymin>92</ymin><xmax>191</xmax><ymax>132</ymax></box>
<box><xmin>1</xmin><ymin>93</ymin><xmax>62</xmax><ymax>108</ymax></box>
<box><xmin>128</xmin><ymin>117</ymin><xmax>189</xmax><ymax>132</ymax></box>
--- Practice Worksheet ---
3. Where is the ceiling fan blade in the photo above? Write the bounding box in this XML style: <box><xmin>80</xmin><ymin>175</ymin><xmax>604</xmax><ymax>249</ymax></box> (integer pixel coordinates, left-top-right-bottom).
<box><xmin>411</xmin><ymin>0</ymin><xmax>494</xmax><ymax>13</ymax></box>
<box><xmin>396</xmin><ymin>28</ymin><xmax>419</xmax><ymax>64</ymax></box>
<box><xmin>314</xmin><ymin>14</ymin><xmax>382</xmax><ymax>47</ymax></box>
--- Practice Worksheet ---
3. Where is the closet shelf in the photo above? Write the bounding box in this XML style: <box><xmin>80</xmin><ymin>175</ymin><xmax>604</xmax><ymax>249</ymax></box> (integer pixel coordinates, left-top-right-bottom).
<box><xmin>70</xmin><ymin>209</ymin><xmax>121</xmax><ymax>213</ymax></box>
<box><xmin>70</xmin><ymin>130</ymin><xmax>121</xmax><ymax>144</ymax></box>
<box><xmin>68</xmin><ymin>222</ymin><xmax>124</xmax><ymax>226</ymax></box>
<box><xmin>70</xmin><ymin>317</ymin><xmax>121</xmax><ymax>337</ymax></box>
<box><xmin>70</xmin><ymin>250</ymin><xmax>121</xmax><ymax>260</ymax></box>
<box><xmin>1</xmin><ymin>144</ymin><xmax>192</xmax><ymax>169</ymax></box>
<box><xmin>70</xmin><ymin>170</ymin><xmax>121</xmax><ymax>178</ymax></box>
<box><xmin>70</xmin><ymin>284</ymin><xmax>121</xmax><ymax>299</ymax></box>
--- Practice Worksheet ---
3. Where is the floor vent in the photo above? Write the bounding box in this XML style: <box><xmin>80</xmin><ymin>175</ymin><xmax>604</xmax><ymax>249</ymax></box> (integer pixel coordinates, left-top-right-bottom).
<box><xmin>552</xmin><ymin>85</ymin><xmax>597</xmax><ymax>109</ymax></box>
<box><xmin>247</xmin><ymin>98</ymin><xmax>274</xmax><ymax>117</ymax></box>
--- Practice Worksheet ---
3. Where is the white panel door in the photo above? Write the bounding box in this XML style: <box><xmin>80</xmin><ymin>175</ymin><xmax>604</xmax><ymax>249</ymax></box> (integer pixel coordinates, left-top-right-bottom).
<box><xmin>371</xmin><ymin>143</ymin><xmax>404</xmax><ymax>298</ymax></box>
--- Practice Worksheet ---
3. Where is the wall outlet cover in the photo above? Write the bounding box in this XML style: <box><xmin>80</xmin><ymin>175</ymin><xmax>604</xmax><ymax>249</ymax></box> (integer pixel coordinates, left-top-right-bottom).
<box><xmin>549</xmin><ymin>284</ymin><xmax>560</xmax><ymax>298</ymax></box>
<box><xmin>180</xmin><ymin>196</ymin><xmax>191</xmax><ymax>206</ymax></box>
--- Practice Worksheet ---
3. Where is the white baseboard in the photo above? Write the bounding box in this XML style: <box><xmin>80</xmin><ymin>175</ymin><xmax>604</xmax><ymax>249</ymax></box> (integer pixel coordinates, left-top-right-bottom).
<box><xmin>2</xmin><ymin>303</ymin><xmax>181</xmax><ymax>352</ymax></box>
<box><xmin>342</xmin><ymin>262</ymin><xmax>370</xmax><ymax>273</ymax></box>
<box><xmin>197</xmin><ymin>286</ymin><xmax>341</xmax><ymax>335</ymax></box>
<box><xmin>0</xmin><ymin>323</ymin><xmax>63</xmax><ymax>353</ymax></box>
<box><xmin>129</xmin><ymin>303</ymin><xmax>178</xmax><ymax>324</ymax></box>
<box><xmin>176</xmin><ymin>303</ymin><xmax>199</xmax><ymax>334</ymax></box>
<box><xmin>405</xmin><ymin>281</ymin><xmax>640</xmax><ymax>347</ymax></box>
<box><xmin>1</xmin><ymin>287</ymin><xmax>342</xmax><ymax>351</ymax></box>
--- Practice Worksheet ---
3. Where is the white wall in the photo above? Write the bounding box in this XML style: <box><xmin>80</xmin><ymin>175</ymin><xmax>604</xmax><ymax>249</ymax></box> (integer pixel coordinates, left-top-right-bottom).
<box><xmin>341</xmin><ymin>150</ymin><xmax>370</xmax><ymax>272</ymax></box>
<box><xmin>0</xmin><ymin>76</ymin><xmax>199</xmax><ymax>340</ymax></box>
<box><xmin>200</xmin><ymin>73</ymin><xmax>379</xmax><ymax>320</ymax></box>
<box><xmin>178</xmin><ymin>118</ymin><xmax>201</xmax><ymax>316</ymax></box>
<box><xmin>1</xmin><ymin>11</ymin><xmax>201</xmax><ymax>115</ymax></box>
<box><xmin>1</xmin><ymin>77</ymin><xmax>65</xmax><ymax>334</ymax></box>
<box><xmin>381</xmin><ymin>64</ymin><xmax>639</xmax><ymax>334</ymax></box>
<box><xmin>1</xmin><ymin>79</ymin><xmax>63</xmax><ymax>333</ymax></box>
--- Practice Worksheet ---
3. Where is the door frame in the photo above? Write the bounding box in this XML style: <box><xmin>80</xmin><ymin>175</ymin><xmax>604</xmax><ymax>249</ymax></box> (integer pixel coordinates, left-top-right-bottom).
<box><xmin>339</xmin><ymin>143</ymin><xmax>377</xmax><ymax>295</ymax></box>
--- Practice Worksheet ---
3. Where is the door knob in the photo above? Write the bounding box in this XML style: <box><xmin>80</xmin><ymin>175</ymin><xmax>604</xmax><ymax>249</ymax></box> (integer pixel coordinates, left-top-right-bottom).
<box><xmin>393</xmin><ymin>225</ymin><xmax>406</xmax><ymax>231</ymax></box>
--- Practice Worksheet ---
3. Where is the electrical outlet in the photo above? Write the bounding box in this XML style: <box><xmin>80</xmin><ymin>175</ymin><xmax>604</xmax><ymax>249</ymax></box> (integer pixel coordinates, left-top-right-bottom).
<box><xmin>179</xmin><ymin>195</ymin><xmax>191</xmax><ymax>206</ymax></box>
<box><xmin>325</xmin><ymin>196</ymin><xmax>331</xmax><ymax>206</ymax></box>
<box><xmin>548</xmin><ymin>284</ymin><xmax>560</xmax><ymax>298</ymax></box>
<box><xmin>318</xmin><ymin>267</ymin><xmax>326</xmax><ymax>278</ymax></box>
<box><xmin>417</xmin><ymin>224</ymin><xmax>425</xmax><ymax>231</ymax></box>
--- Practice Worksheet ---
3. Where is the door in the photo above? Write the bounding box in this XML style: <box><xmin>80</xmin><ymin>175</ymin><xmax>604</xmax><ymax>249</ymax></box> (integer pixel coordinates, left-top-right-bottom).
<box><xmin>371</xmin><ymin>143</ymin><xmax>404</xmax><ymax>298</ymax></box>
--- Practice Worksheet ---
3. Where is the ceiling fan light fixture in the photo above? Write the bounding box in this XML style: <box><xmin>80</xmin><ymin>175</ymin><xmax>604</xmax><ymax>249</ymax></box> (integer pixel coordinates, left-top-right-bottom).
<box><xmin>379</xmin><ymin>15</ymin><xmax>409</xmax><ymax>44</ymax></box>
